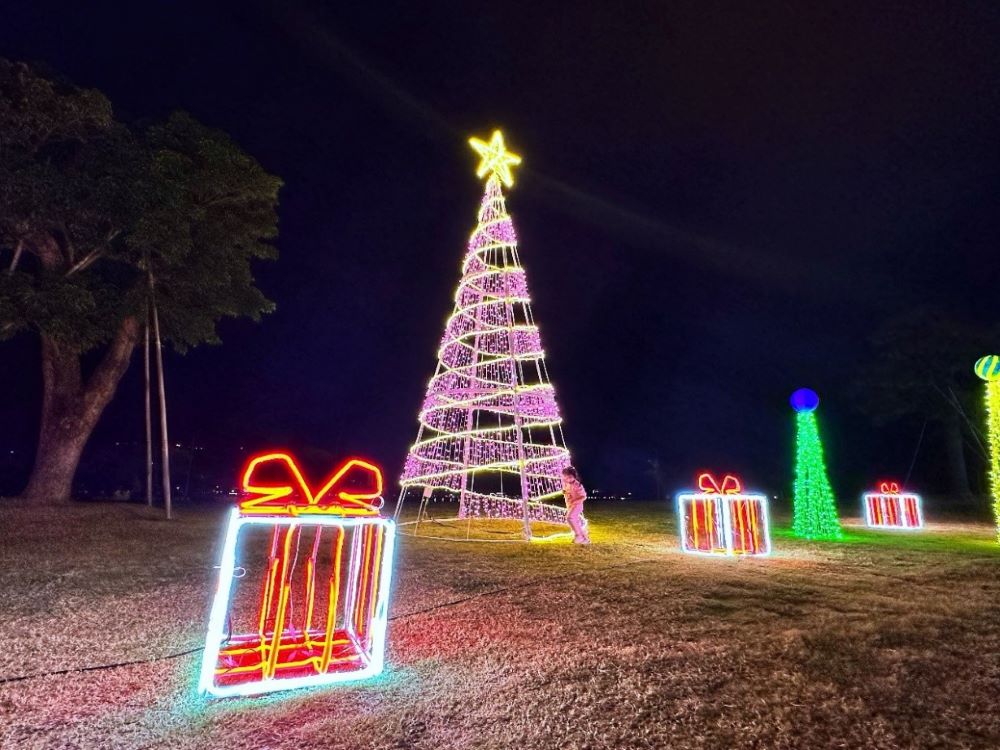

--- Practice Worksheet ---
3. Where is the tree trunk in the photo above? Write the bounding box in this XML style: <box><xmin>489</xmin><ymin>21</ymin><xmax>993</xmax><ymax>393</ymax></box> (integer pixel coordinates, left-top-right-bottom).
<box><xmin>943</xmin><ymin>413</ymin><xmax>973</xmax><ymax>505</ymax></box>
<box><xmin>21</xmin><ymin>317</ymin><xmax>141</xmax><ymax>504</ymax></box>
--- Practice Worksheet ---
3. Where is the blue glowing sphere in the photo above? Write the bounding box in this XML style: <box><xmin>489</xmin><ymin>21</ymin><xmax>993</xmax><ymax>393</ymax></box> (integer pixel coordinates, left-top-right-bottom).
<box><xmin>790</xmin><ymin>388</ymin><xmax>819</xmax><ymax>412</ymax></box>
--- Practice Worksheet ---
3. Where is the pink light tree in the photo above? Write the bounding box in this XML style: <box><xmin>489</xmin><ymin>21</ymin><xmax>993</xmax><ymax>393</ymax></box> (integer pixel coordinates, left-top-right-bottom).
<box><xmin>395</xmin><ymin>131</ymin><xmax>572</xmax><ymax>539</ymax></box>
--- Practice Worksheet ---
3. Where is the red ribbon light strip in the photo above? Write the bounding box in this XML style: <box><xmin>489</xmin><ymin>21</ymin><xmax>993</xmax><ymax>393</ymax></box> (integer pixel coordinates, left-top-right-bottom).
<box><xmin>239</xmin><ymin>452</ymin><xmax>383</xmax><ymax>516</ymax></box>
<box><xmin>697</xmin><ymin>472</ymin><xmax>743</xmax><ymax>495</ymax></box>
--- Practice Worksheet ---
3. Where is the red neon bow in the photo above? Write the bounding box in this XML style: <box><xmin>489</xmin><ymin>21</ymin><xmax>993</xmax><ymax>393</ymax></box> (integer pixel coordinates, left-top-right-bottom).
<box><xmin>238</xmin><ymin>452</ymin><xmax>384</xmax><ymax>516</ymax></box>
<box><xmin>697</xmin><ymin>472</ymin><xmax>743</xmax><ymax>495</ymax></box>
<box><xmin>879</xmin><ymin>481</ymin><xmax>900</xmax><ymax>495</ymax></box>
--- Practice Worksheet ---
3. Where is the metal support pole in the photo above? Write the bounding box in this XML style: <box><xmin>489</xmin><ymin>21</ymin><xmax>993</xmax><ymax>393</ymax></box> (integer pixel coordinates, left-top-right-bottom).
<box><xmin>144</xmin><ymin>315</ymin><xmax>153</xmax><ymax>507</ymax></box>
<box><xmin>151</xmin><ymin>295</ymin><xmax>172</xmax><ymax>520</ymax></box>
<box><xmin>501</xmin><ymin>247</ymin><xmax>531</xmax><ymax>540</ymax></box>
<box><xmin>393</xmin><ymin>485</ymin><xmax>407</xmax><ymax>521</ymax></box>
<box><xmin>458</xmin><ymin>289</ymin><xmax>484</xmax><ymax>519</ymax></box>
<box><xmin>416</xmin><ymin>485</ymin><xmax>432</xmax><ymax>536</ymax></box>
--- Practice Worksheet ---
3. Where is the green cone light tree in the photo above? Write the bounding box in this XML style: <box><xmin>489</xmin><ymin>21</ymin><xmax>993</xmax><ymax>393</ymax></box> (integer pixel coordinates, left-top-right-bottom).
<box><xmin>790</xmin><ymin>388</ymin><xmax>842</xmax><ymax>540</ymax></box>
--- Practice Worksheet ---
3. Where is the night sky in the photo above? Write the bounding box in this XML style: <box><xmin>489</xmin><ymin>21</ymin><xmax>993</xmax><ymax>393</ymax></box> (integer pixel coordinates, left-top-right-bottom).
<box><xmin>2</xmin><ymin>1</ymin><xmax>999</xmax><ymax>499</ymax></box>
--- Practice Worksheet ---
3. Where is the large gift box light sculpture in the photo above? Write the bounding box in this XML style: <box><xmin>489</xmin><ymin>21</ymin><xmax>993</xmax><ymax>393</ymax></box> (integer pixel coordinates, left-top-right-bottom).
<box><xmin>199</xmin><ymin>452</ymin><xmax>396</xmax><ymax>697</ymax></box>
<box><xmin>676</xmin><ymin>472</ymin><xmax>771</xmax><ymax>556</ymax></box>
<box><xmin>863</xmin><ymin>481</ymin><xmax>923</xmax><ymax>530</ymax></box>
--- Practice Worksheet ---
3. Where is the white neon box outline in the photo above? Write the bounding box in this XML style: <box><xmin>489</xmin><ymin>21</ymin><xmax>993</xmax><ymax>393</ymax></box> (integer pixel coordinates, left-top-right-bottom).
<box><xmin>676</xmin><ymin>492</ymin><xmax>772</xmax><ymax>556</ymax></box>
<box><xmin>862</xmin><ymin>492</ymin><xmax>923</xmax><ymax>529</ymax></box>
<box><xmin>199</xmin><ymin>510</ymin><xmax>397</xmax><ymax>698</ymax></box>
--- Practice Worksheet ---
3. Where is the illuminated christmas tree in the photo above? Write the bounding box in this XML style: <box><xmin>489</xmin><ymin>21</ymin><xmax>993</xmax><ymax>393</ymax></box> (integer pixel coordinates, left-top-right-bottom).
<box><xmin>396</xmin><ymin>131</ymin><xmax>571</xmax><ymax>539</ymax></box>
<box><xmin>790</xmin><ymin>388</ymin><xmax>842</xmax><ymax>540</ymax></box>
<box><xmin>974</xmin><ymin>355</ymin><xmax>1000</xmax><ymax>542</ymax></box>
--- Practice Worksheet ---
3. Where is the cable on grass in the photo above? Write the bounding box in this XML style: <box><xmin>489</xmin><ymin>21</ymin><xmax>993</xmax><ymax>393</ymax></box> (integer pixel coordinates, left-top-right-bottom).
<box><xmin>0</xmin><ymin>647</ymin><xmax>205</xmax><ymax>686</ymax></box>
<box><xmin>0</xmin><ymin>554</ymin><xmax>660</xmax><ymax>686</ymax></box>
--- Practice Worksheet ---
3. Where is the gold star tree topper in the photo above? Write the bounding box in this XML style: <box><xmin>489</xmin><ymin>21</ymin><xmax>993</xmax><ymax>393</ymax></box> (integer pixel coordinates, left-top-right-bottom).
<box><xmin>469</xmin><ymin>130</ymin><xmax>522</xmax><ymax>187</ymax></box>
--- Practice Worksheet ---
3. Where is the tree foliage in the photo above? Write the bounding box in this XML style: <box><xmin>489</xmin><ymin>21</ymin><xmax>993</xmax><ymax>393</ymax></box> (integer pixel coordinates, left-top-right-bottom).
<box><xmin>853</xmin><ymin>307</ymin><xmax>999</xmax><ymax>500</ymax></box>
<box><xmin>0</xmin><ymin>58</ymin><xmax>282</xmax><ymax>502</ymax></box>
<box><xmin>0</xmin><ymin>57</ymin><xmax>281</xmax><ymax>351</ymax></box>
<box><xmin>854</xmin><ymin>308</ymin><xmax>996</xmax><ymax>426</ymax></box>
<box><xmin>133</xmin><ymin>112</ymin><xmax>280</xmax><ymax>350</ymax></box>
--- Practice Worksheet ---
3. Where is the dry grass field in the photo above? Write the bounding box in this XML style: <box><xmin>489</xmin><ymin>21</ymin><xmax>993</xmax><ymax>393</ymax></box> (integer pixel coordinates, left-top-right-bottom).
<box><xmin>1</xmin><ymin>500</ymin><xmax>999</xmax><ymax>749</ymax></box>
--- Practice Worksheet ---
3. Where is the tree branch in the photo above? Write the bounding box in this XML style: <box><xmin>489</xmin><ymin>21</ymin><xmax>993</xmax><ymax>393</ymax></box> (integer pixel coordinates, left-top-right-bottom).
<box><xmin>81</xmin><ymin>316</ymin><xmax>141</xmax><ymax>420</ymax></box>
<box><xmin>65</xmin><ymin>228</ymin><xmax>121</xmax><ymax>276</ymax></box>
<box><xmin>7</xmin><ymin>240</ymin><xmax>23</xmax><ymax>274</ymax></box>
<box><xmin>29</xmin><ymin>233</ymin><xmax>65</xmax><ymax>271</ymax></box>
<box><xmin>59</xmin><ymin>222</ymin><xmax>77</xmax><ymax>265</ymax></box>
<box><xmin>201</xmin><ymin>191</ymin><xmax>242</xmax><ymax>206</ymax></box>
<box><xmin>65</xmin><ymin>249</ymin><xmax>103</xmax><ymax>276</ymax></box>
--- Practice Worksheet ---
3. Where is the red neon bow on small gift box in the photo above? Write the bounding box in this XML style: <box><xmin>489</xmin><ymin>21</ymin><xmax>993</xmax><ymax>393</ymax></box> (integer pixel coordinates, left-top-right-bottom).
<box><xmin>240</xmin><ymin>453</ymin><xmax>384</xmax><ymax>516</ymax></box>
<box><xmin>697</xmin><ymin>472</ymin><xmax>743</xmax><ymax>495</ymax></box>
<box><xmin>879</xmin><ymin>481</ymin><xmax>900</xmax><ymax>495</ymax></box>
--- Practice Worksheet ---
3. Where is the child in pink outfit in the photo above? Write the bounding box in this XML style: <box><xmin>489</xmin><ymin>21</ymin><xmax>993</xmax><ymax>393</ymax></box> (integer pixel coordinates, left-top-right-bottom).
<box><xmin>562</xmin><ymin>466</ymin><xmax>590</xmax><ymax>544</ymax></box>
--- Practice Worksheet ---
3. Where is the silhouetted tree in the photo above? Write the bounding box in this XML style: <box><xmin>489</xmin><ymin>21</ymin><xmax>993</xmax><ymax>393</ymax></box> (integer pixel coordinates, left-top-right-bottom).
<box><xmin>854</xmin><ymin>308</ymin><xmax>996</xmax><ymax>503</ymax></box>
<box><xmin>646</xmin><ymin>457</ymin><xmax>667</xmax><ymax>500</ymax></box>
<box><xmin>0</xmin><ymin>59</ymin><xmax>281</xmax><ymax>503</ymax></box>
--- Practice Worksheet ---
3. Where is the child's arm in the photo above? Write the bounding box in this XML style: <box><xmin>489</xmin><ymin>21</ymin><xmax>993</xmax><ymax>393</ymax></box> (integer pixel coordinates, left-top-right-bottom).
<box><xmin>564</xmin><ymin>481</ymin><xmax>585</xmax><ymax>506</ymax></box>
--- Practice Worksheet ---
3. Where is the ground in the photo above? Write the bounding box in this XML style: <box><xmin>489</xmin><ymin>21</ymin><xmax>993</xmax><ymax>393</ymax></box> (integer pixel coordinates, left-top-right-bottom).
<box><xmin>1</xmin><ymin>501</ymin><xmax>999</xmax><ymax>750</ymax></box>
